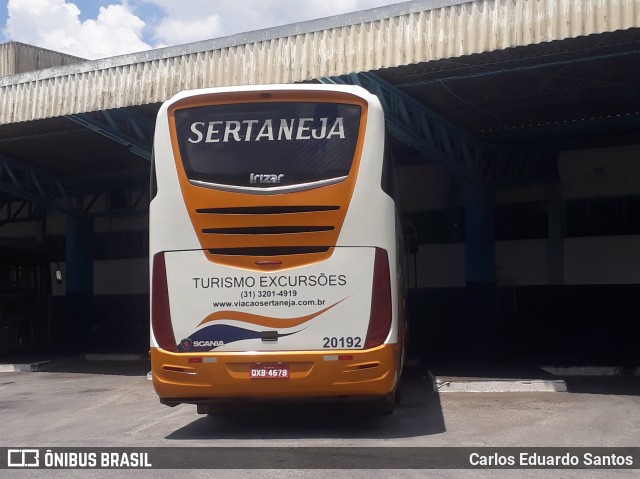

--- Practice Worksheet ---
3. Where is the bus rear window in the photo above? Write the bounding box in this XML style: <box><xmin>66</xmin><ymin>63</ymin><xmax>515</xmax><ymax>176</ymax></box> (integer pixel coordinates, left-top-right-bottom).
<box><xmin>173</xmin><ymin>102</ymin><xmax>361</xmax><ymax>191</ymax></box>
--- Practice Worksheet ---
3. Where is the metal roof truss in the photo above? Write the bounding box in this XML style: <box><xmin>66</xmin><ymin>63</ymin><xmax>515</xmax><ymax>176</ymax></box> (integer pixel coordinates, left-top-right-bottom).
<box><xmin>323</xmin><ymin>72</ymin><xmax>558</xmax><ymax>185</ymax></box>
<box><xmin>0</xmin><ymin>153</ymin><xmax>148</xmax><ymax>219</ymax></box>
<box><xmin>66</xmin><ymin>108</ymin><xmax>153</xmax><ymax>160</ymax></box>
<box><xmin>0</xmin><ymin>198</ymin><xmax>42</xmax><ymax>226</ymax></box>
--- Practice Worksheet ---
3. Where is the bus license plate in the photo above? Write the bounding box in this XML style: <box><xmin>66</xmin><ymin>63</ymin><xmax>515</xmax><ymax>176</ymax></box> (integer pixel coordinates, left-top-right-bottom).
<box><xmin>250</xmin><ymin>364</ymin><xmax>290</xmax><ymax>379</ymax></box>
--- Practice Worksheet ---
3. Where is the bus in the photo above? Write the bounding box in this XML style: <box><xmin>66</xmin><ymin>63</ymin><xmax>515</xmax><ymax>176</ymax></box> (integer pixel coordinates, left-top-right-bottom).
<box><xmin>150</xmin><ymin>84</ymin><xmax>407</xmax><ymax>413</ymax></box>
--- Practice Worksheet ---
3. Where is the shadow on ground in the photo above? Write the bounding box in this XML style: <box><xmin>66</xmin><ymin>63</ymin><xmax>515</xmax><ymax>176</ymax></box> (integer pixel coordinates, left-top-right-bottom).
<box><xmin>562</xmin><ymin>376</ymin><xmax>640</xmax><ymax>396</ymax></box>
<box><xmin>35</xmin><ymin>357</ymin><xmax>150</xmax><ymax>377</ymax></box>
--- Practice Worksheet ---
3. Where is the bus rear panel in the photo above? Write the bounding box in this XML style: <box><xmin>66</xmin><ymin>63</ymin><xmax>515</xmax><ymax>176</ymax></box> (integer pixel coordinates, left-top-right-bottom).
<box><xmin>150</xmin><ymin>85</ymin><xmax>405</xmax><ymax>410</ymax></box>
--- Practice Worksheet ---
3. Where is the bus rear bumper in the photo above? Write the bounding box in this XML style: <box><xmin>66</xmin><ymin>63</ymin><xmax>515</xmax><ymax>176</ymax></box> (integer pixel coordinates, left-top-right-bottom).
<box><xmin>150</xmin><ymin>344</ymin><xmax>399</xmax><ymax>405</ymax></box>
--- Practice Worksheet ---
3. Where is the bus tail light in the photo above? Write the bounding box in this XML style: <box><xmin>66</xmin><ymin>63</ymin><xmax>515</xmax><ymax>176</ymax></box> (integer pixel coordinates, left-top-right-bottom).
<box><xmin>364</xmin><ymin>248</ymin><xmax>392</xmax><ymax>349</ymax></box>
<box><xmin>152</xmin><ymin>253</ymin><xmax>177</xmax><ymax>352</ymax></box>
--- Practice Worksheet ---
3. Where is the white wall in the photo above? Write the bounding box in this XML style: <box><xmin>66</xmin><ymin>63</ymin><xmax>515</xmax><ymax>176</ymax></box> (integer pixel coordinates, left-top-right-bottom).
<box><xmin>560</xmin><ymin>144</ymin><xmax>640</xmax><ymax>199</ymax></box>
<box><xmin>565</xmin><ymin>235</ymin><xmax>640</xmax><ymax>285</ymax></box>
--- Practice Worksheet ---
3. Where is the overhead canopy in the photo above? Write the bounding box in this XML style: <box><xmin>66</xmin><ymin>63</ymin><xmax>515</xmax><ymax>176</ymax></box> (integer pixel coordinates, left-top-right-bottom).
<box><xmin>0</xmin><ymin>0</ymin><xmax>638</xmax><ymax>209</ymax></box>
<box><xmin>1</xmin><ymin>0</ymin><xmax>638</xmax><ymax>124</ymax></box>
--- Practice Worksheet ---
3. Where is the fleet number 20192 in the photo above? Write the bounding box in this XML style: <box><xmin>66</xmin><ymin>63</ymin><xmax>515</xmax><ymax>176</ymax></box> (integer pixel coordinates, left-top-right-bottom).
<box><xmin>322</xmin><ymin>337</ymin><xmax>362</xmax><ymax>348</ymax></box>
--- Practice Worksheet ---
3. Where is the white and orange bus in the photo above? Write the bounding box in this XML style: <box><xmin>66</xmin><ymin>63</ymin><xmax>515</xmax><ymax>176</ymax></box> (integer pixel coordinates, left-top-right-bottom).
<box><xmin>150</xmin><ymin>84</ymin><xmax>407</xmax><ymax>413</ymax></box>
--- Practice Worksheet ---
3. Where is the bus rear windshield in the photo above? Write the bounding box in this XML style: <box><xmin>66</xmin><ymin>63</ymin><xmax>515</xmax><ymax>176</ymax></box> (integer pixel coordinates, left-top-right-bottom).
<box><xmin>173</xmin><ymin>102</ymin><xmax>361</xmax><ymax>190</ymax></box>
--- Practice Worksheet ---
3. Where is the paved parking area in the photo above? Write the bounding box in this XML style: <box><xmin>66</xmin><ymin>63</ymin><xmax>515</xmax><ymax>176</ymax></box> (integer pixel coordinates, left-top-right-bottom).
<box><xmin>0</xmin><ymin>359</ymin><xmax>639</xmax><ymax>478</ymax></box>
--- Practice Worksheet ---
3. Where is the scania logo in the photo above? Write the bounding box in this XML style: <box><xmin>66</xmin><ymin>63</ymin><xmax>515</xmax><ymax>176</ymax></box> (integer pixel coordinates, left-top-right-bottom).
<box><xmin>193</xmin><ymin>340</ymin><xmax>225</xmax><ymax>347</ymax></box>
<box><xmin>180</xmin><ymin>338</ymin><xmax>192</xmax><ymax>350</ymax></box>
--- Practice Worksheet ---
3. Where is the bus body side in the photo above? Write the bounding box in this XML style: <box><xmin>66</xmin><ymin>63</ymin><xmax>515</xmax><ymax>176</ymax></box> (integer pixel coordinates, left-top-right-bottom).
<box><xmin>149</xmin><ymin>84</ymin><xmax>406</xmax><ymax>410</ymax></box>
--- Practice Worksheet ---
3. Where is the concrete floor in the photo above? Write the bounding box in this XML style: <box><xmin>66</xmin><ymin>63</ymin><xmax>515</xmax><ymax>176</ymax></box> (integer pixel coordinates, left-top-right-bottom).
<box><xmin>0</xmin><ymin>359</ymin><xmax>638</xmax><ymax>478</ymax></box>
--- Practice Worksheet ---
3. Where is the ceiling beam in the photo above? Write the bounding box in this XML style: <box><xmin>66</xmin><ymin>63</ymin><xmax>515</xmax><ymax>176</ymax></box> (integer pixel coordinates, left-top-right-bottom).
<box><xmin>66</xmin><ymin>108</ymin><xmax>153</xmax><ymax>160</ymax></box>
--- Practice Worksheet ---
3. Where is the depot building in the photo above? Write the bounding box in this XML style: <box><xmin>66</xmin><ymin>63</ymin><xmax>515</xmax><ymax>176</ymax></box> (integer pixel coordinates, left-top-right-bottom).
<box><xmin>0</xmin><ymin>0</ymin><xmax>639</xmax><ymax>367</ymax></box>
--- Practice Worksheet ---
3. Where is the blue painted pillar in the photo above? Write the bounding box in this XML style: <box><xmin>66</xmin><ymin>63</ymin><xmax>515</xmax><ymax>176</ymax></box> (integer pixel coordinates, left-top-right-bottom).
<box><xmin>464</xmin><ymin>182</ymin><xmax>496</xmax><ymax>359</ymax></box>
<box><xmin>465</xmin><ymin>182</ymin><xmax>495</xmax><ymax>284</ymax></box>
<box><xmin>65</xmin><ymin>215</ymin><xmax>94</xmax><ymax>351</ymax></box>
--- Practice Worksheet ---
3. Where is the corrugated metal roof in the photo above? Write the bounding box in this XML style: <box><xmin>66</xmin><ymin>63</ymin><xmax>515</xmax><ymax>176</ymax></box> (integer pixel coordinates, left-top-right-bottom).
<box><xmin>1</xmin><ymin>0</ymin><xmax>639</xmax><ymax>125</ymax></box>
<box><xmin>0</xmin><ymin>42</ymin><xmax>82</xmax><ymax>78</ymax></box>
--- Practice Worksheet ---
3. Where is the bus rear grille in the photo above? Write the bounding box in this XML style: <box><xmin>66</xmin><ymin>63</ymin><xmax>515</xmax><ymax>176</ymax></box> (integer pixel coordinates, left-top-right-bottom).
<box><xmin>196</xmin><ymin>206</ymin><xmax>340</xmax><ymax>215</ymax></box>
<box><xmin>209</xmin><ymin>246</ymin><xmax>330</xmax><ymax>256</ymax></box>
<box><xmin>202</xmin><ymin>226</ymin><xmax>334</xmax><ymax>235</ymax></box>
